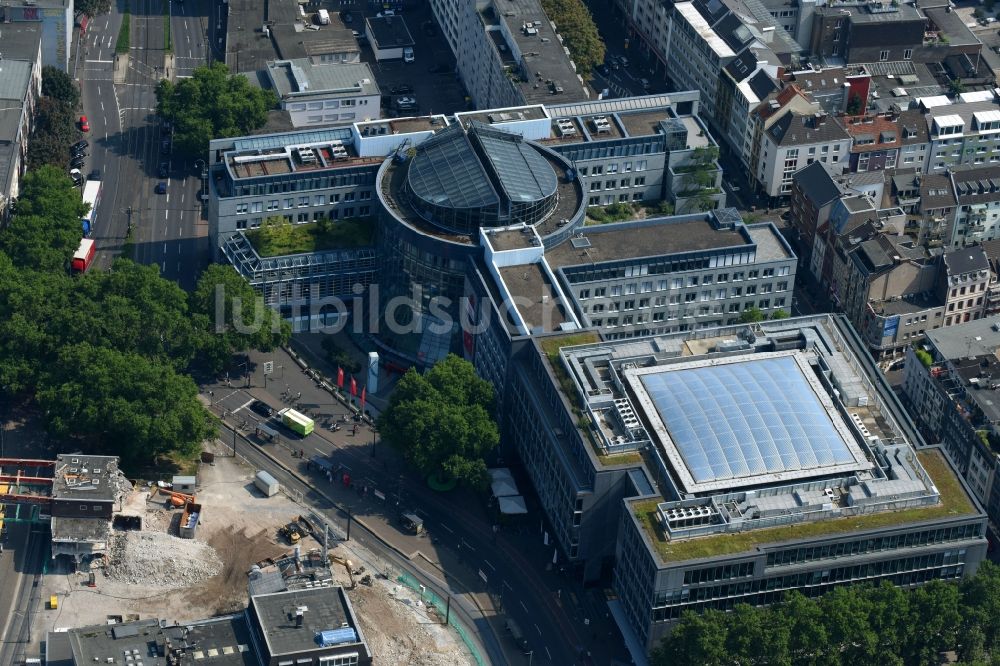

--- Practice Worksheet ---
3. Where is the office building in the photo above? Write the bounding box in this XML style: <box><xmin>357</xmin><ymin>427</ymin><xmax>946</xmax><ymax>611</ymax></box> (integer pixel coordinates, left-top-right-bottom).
<box><xmin>949</xmin><ymin>165</ymin><xmax>1000</xmax><ymax>248</ymax></box>
<box><xmin>498</xmin><ymin>315</ymin><xmax>984</xmax><ymax>659</ymax></box>
<box><xmin>757</xmin><ymin>110</ymin><xmax>851</xmax><ymax>199</ymax></box>
<box><xmin>253</xmin><ymin>60</ymin><xmax>381</xmax><ymax>128</ymax></box>
<box><xmin>428</xmin><ymin>0</ymin><xmax>590</xmax><ymax>110</ymax></box>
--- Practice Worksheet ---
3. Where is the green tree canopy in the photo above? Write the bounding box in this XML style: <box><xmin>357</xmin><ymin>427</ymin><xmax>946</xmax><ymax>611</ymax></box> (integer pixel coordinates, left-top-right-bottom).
<box><xmin>155</xmin><ymin>63</ymin><xmax>278</xmax><ymax>159</ymax></box>
<box><xmin>42</xmin><ymin>65</ymin><xmax>80</xmax><ymax>108</ymax></box>
<box><xmin>27</xmin><ymin>97</ymin><xmax>80</xmax><ymax>170</ymax></box>
<box><xmin>189</xmin><ymin>264</ymin><xmax>290</xmax><ymax>374</ymax></box>
<box><xmin>738</xmin><ymin>306</ymin><xmax>765</xmax><ymax>323</ymax></box>
<box><xmin>0</xmin><ymin>167</ymin><xmax>287</xmax><ymax>473</ymax></box>
<box><xmin>539</xmin><ymin>0</ymin><xmax>605</xmax><ymax>76</ymax></box>
<box><xmin>653</xmin><ymin>564</ymin><xmax>1000</xmax><ymax>666</ymax></box>
<box><xmin>76</xmin><ymin>0</ymin><xmax>112</xmax><ymax>16</ymax></box>
<box><xmin>378</xmin><ymin>354</ymin><xmax>499</xmax><ymax>487</ymax></box>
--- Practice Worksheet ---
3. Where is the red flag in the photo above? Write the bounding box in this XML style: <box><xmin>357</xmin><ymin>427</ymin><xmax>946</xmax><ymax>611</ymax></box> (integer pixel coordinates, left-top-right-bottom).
<box><xmin>350</xmin><ymin>376</ymin><xmax>357</xmax><ymax>397</ymax></box>
<box><xmin>337</xmin><ymin>367</ymin><xmax>344</xmax><ymax>389</ymax></box>
<box><xmin>360</xmin><ymin>386</ymin><xmax>366</xmax><ymax>413</ymax></box>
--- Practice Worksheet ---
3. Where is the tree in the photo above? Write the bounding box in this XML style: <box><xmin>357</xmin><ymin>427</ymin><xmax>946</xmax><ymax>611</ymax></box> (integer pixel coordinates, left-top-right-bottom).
<box><xmin>950</xmin><ymin>78</ymin><xmax>965</xmax><ymax>95</ymax></box>
<box><xmin>846</xmin><ymin>94</ymin><xmax>863</xmax><ymax>116</ymax></box>
<box><xmin>0</xmin><ymin>166</ymin><xmax>86</xmax><ymax>271</ymax></box>
<box><xmin>651</xmin><ymin>608</ymin><xmax>730</xmax><ymax>666</ymax></box>
<box><xmin>155</xmin><ymin>63</ymin><xmax>278</xmax><ymax>159</ymax></box>
<box><xmin>42</xmin><ymin>66</ymin><xmax>80</xmax><ymax>108</ymax></box>
<box><xmin>189</xmin><ymin>264</ymin><xmax>290</xmax><ymax>374</ymax></box>
<box><xmin>738</xmin><ymin>306</ymin><xmax>765</xmax><ymax>323</ymax></box>
<box><xmin>915</xmin><ymin>348</ymin><xmax>934</xmax><ymax>367</ymax></box>
<box><xmin>538</xmin><ymin>0</ymin><xmax>605</xmax><ymax>76</ymax></box>
<box><xmin>378</xmin><ymin>354</ymin><xmax>498</xmax><ymax>487</ymax></box>
<box><xmin>770</xmin><ymin>309</ymin><xmax>790</xmax><ymax>320</ymax></box>
<box><xmin>27</xmin><ymin>97</ymin><xmax>79</xmax><ymax>169</ymax></box>
<box><xmin>75</xmin><ymin>0</ymin><xmax>112</xmax><ymax>16</ymax></box>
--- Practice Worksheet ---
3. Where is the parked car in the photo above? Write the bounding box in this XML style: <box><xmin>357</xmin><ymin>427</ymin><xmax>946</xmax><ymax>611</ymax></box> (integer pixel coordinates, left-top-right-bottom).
<box><xmin>403</xmin><ymin>46</ymin><xmax>415</xmax><ymax>63</ymax></box>
<box><xmin>72</xmin><ymin>140</ymin><xmax>89</xmax><ymax>151</ymax></box>
<box><xmin>376</xmin><ymin>9</ymin><xmax>395</xmax><ymax>17</ymax></box>
<box><xmin>70</xmin><ymin>155</ymin><xmax>87</xmax><ymax>168</ymax></box>
<box><xmin>640</xmin><ymin>77</ymin><xmax>651</xmax><ymax>90</ymax></box>
<box><xmin>69</xmin><ymin>168</ymin><xmax>84</xmax><ymax>185</ymax></box>
<box><xmin>155</xmin><ymin>181</ymin><xmax>167</xmax><ymax>194</ymax></box>
<box><xmin>72</xmin><ymin>147</ymin><xmax>89</xmax><ymax>158</ymax></box>
<box><xmin>249</xmin><ymin>400</ymin><xmax>275</xmax><ymax>418</ymax></box>
<box><xmin>394</xmin><ymin>96</ymin><xmax>417</xmax><ymax>109</ymax></box>
<box><xmin>158</xmin><ymin>162</ymin><xmax>169</xmax><ymax>178</ymax></box>
<box><xmin>88</xmin><ymin>168</ymin><xmax>102</xmax><ymax>181</ymax></box>
<box><xmin>595</xmin><ymin>63</ymin><xmax>609</xmax><ymax>76</ymax></box>
<box><xmin>390</xmin><ymin>84</ymin><xmax>413</xmax><ymax>95</ymax></box>
<box><xmin>78</xmin><ymin>115</ymin><xmax>89</xmax><ymax>132</ymax></box>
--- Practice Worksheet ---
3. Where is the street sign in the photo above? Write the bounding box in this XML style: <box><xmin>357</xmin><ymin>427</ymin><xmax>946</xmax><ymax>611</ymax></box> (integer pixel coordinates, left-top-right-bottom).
<box><xmin>263</xmin><ymin>361</ymin><xmax>274</xmax><ymax>374</ymax></box>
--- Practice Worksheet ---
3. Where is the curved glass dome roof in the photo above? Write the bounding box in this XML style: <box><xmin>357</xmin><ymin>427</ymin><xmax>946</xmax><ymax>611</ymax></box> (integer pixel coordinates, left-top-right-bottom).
<box><xmin>404</xmin><ymin>122</ymin><xmax>561</xmax><ymax>235</ymax></box>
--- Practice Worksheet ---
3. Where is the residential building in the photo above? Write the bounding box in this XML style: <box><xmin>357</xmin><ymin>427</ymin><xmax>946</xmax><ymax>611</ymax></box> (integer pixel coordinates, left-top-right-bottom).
<box><xmin>254</xmin><ymin>60</ymin><xmax>381</xmax><ymax>128</ymax></box>
<box><xmin>809</xmin><ymin>2</ymin><xmax>924</xmax><ymax>64</ymax></box>
<box><xmin>499</xmin><ymin>315</ymin><xmax>984</xmax><ymax>659</ymax></box>
<box><xmin>890</xmin><ymin>172</ymin><xmax>955</xmax><ymax>247</ymax></box>
<box><xmin>949</xmin><ymin>165</ymin><xmax>1000</xmax><ymax>247</ymax></box>
<box><xmin>0</xmin><ymin>0</ymin><xmax>73</xmax><ymax>71</ymax></box>
<box><xmin>748</xmin><ymin>85</ymin><xmax>825</xmax><ymax>197</ymax></box>
<box><xmin>428</xmin><ymin>0</ymin><xmax>590</xmax><ymax>110</ymax></box>
<box><xmin>942</xmin><ymin>246</ymin><xmax>990</xmax><ymax>326</ymax></box>
<box><xmin>983</xmin><ymin>239</ymin><xmax>1000</xmax><ymax>316</ymax></box>
<box><xmin>49</xmin><ymin>455</ymin><xmax>130</xmax><ymax>564</ymax></box>
<box><xmin>0</xmin><ymin>31</ymin><xmax>42</xmax><ymax>224</ymax></box>
<box><xmin>717</xmin><ymin>47</ymin><xmax>780</xmax><ymax>171</ymax></box>
<box><xmin>44</xmin><ymin>586</ymin><xmax>372</xmax><ymax>666</ymax></box>
<box><xmin>926</xmin><ymin>101</ymin><xmax>1000</xmax><ymax>175</ymax></box>
<box><xmin>757</xmin><ymin>110</ymin><xmax>851</xmax><ymax>199</ymax></box>
<box><xmin>789</xmin><ymin>160</ymin><xmax>843</xmax><ymax>263</ymax></box>
<box><xmin>902</xmin><ymin>318</ymin><xmax>1000</xmax><ymax>529</ymax></box>
<box><xmin>841</xmin><ymin>112</ymin><xmax>902</xmax><ymax>173</ymax></box>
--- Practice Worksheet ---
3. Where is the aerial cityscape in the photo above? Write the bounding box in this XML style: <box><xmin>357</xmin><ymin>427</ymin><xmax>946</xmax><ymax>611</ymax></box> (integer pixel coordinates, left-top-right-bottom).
<box><xmin>6</xmin><ymin>0</ymin><xmax>1000</xmax><ymax>663</ymax></box>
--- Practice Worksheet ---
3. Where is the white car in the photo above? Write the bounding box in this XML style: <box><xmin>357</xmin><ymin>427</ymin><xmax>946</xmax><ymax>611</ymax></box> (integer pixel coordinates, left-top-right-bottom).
<box><xmin>403</xmin><ymin>46</ymin><xmax>414</xmax><ymax>63</ymax></box>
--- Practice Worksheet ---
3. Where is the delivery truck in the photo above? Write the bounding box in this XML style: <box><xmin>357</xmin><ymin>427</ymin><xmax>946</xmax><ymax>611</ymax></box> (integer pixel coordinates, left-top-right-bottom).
<box><xmin>279</xmin><ymin>407</ymin><xmax>314</xmax><ymax>436</ymax></box>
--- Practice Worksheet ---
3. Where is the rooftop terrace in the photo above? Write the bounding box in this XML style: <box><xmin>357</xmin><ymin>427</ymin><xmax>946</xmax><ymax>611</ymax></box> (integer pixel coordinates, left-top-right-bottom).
<box><xmin>498</xmin><ymin>263</ymin><xmax>569</xmax><ymax>332</ymax></box>
<box><xmin>544</xmin><ymin>216</ymin><xmax>748</xmax><ymax>269</ymax></box>
<box><xmin>633</xmin><ymin>449</ymin><xmax>974</xmax><ymax>563</ymax></box>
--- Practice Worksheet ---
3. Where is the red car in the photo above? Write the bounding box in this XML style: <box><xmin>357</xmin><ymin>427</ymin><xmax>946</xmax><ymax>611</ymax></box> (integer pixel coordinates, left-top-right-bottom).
<box><xmin>79</xmin><ymin>115</ymin><xmax>89</xmax><ymax>132</ymax></box>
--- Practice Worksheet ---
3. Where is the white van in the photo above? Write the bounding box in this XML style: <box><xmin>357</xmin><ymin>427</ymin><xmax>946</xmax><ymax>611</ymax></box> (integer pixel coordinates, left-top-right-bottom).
<box><xmin>403</xmin><ymin>46</ymin><xmax>414</xmax><ymax>63</ymax></box>
<box><xmin>317</xmin><ymin>8</ymin><xmax>330</xmax><ymax>25</ymax></box>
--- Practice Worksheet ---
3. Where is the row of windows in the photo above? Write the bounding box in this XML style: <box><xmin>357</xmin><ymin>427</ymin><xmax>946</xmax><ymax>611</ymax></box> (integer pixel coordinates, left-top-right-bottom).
<box><xmin>576</xmin><ymin>269</ymin><xmax>788</xmax><ymax>298</ymax></box>
<box><xmin>234</xmin><ymin>191</ymin><xmax>372</xmax><ymax>215</ymax></box>
<box><xmin>588</xmin><ymin>176</ymin><xmax>648</xmax><ymax>191</ymax></box>
<box><xmin>583</xmin><ymin>282</ymin><xmax>789</xmax><ymax>311</ymax></box>
<box><xmin>590</xmin><ymin>298</ymin><xmax>785</xmax><ymax>327</ymax></box>
<box><xmin>233</xmin><ymin>207</ymin><xmax>371</xmax><ymax>230</ymax></box>
<box><xmin>230</xmin><ymin>170</ymin><xmax>374</xmax><ymax>198</ymax></box>
<box><xmin>578</xmin><ymin>160</ymin><xmax>648</xmax><ymax>175</ymax></box>
<box><xmin>588</xmin><ymin>192</ymin><xmax>646</xmax><ymax>206</ymax></box>
<box><xmin>764</xmin><ymin>524</ymin><xmax>981</xmax><ymax>567</ymax></box>
<box><xmin>683</xmin><ymin>561</ymin><xmax>755</xmax><ymax>585</ymax></box>
<box><xmin>649</xmin><ymin>560</ymin><xmax>962</xmax><ymax>623</ymax></box>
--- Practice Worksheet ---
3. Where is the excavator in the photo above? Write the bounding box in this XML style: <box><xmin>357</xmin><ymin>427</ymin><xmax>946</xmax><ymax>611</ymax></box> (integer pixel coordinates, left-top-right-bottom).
<box><xmin>153</xmin><ymin>487</ymin><xmax>196</xmax><ymax>508</ymax></box>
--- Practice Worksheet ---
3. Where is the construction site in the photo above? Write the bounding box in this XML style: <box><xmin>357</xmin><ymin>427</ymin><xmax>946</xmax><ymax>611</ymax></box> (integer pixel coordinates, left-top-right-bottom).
<box><xmin>1</xmin><ymin>444</ymin><xmax>474</xmax><ymax>665</ymax></box>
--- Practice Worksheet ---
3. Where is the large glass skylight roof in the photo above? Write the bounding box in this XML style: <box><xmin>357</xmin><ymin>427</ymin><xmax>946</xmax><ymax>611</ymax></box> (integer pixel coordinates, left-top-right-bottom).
<box><xmin>628</xmin><ymin>354</ymin><xmax>870</xmax><ymax>493</ymax></box>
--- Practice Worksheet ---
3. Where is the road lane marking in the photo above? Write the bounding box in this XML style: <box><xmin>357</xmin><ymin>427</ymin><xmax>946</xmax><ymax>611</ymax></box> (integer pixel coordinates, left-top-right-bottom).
<box><xmin>163</xmin><ymin>243</ymin><xmax>167</xmax><ymax>254</ymax></box>
<box><xmin>545</xmin><ymin>647</ymin><xmax>552</xmax><ymax>661</ymax></box>
<box><xmin>165</xmin><ymin>210</ymin><xmax>169</xmax><ymax>219</ymax></box>
<box><xmin>535</xmin><ymin>623</ymin><xmax>542</xmax><ymax>636</ymax></box>
<box><xmin>100</xmin><ymin>101</ymin><xmax>104</xmax><ymax>111</ymax></box>
<box><xmin>87</xmin><ymin>60</ymin><xmax>114</xmax><ymax>64</ymax></box>
<box><xmin>233</xmin><ymin>399</ymin><xmax>254</xmax><ymax>414</ymax></box>
<box><xmin>161</xmin><ymin>261</ymin><xmax>166</xmax><ymax>272</ymax></box>
<box><xmin>439</xmin><ymin>523</ymin><xmax>454</xmax><ymax>534</ymax></box>
<box><xmin>181</xmin><ymin>193</ymin><xmax>185</xmax><ymax>204</ymax></box>
<box><xmin>484</xmin><ymin>559</ymin><xmax>495</xmax><ymax>571</ymax></box>
<box><xmin>520</xmin><ymin>600</ymin><xmax>528</xmax><ymax>613</ymax></box>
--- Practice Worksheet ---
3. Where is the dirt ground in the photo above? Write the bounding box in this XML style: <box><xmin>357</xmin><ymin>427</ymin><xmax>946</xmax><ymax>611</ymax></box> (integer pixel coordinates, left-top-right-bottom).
<box><xmin>35</xmin><ymin>443</ymin><xmax>474</xmax><ymax>665</ymax></box>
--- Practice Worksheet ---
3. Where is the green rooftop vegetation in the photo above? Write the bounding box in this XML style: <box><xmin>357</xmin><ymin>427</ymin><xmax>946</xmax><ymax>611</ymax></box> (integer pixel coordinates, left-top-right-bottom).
<box><xmin>540</xmin><ymin>332</ymin><xmax>600</xmax><ymax>415</ymax></box>
<box><xmin>635</xmin><ymin>450</ymin><xmax>974</xmax><ymax>564</ymax></box>
<box><xmin>246</xmin><ymin>217</ymin><xmax>375</xmax><ymax>257</ymax></box>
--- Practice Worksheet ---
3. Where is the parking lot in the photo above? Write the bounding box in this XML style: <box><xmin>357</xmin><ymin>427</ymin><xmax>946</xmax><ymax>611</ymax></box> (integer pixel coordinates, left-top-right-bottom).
<box><xmin>334</xmin><ymin>3</ymin><xmax>470</xmax><ymax>116</ymax></box>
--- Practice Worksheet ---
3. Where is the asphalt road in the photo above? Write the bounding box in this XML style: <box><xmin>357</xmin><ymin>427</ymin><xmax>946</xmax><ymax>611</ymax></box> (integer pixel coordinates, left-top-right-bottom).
<box><xmin>202</xmin><ymin>348</ymin><xmax>628</xmax><ymax>666</ymax></box>
<box><xmin>78</xmin><ymin>0</ymin><xmax>210</xmax><ymax>291</ymax></box>
<box><xmin>0</xmin><ymin>522</ymin><xmax>45</xmax><ymax>666</ymax></box>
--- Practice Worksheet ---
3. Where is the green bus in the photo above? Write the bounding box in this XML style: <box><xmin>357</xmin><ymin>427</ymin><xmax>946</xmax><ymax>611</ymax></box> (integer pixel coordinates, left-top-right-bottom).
<box><xmin>279</xmin><ymin>408</ymin><xmax>314</xmax><ymax>436</ymax></box>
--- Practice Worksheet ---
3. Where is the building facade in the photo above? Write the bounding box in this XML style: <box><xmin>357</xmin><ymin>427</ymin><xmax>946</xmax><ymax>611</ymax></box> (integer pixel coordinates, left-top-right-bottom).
<box><xmin>259</xmin><ymin>60</ymin><xmax>381</xmax><ymax>128</ymax></box>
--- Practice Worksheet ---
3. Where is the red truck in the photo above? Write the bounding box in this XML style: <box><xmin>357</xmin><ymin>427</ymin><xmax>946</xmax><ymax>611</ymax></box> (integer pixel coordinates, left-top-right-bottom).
<box><xmin>71</xmin><ymin>238</ymin><xmax>95</xmax><ymax>273</ymax></box>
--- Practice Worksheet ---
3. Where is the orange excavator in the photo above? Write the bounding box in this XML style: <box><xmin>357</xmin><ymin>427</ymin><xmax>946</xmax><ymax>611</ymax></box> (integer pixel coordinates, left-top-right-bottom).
<box><xmin>167</xmin><ymin>491</ymin><xmax>195</xmax><ymax>508</ymax></box>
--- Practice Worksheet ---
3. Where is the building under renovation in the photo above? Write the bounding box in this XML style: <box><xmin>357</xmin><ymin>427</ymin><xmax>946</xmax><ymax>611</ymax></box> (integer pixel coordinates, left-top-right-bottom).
<box><xmin>0</xmin><ymin>453</ymin><xmax>129</xmax><ymax>564</ymax></box>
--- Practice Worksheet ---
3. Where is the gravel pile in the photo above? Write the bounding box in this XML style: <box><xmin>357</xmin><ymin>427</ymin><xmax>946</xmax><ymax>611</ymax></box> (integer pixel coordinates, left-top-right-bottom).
<box><xmin>106</xmin><ymin>531</ymin><xmax>222</xmax><ymax>588</ymax></box>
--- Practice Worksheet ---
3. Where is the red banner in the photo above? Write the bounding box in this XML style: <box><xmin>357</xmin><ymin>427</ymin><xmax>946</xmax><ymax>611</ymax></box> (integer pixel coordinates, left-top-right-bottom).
<box><xmin>337</xmin><ymin>367</ymin><xmax>344</xmax><ymax>389</ymax></box>
<box><xmin>350</xmin><ymin>376</ymin><xmax>357</xmax><ymax>397</ymax></box>
<box><xmin>360</xmin><ymin>387</ymin><xmax>366</xmax><ymax>413</ymax></box>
